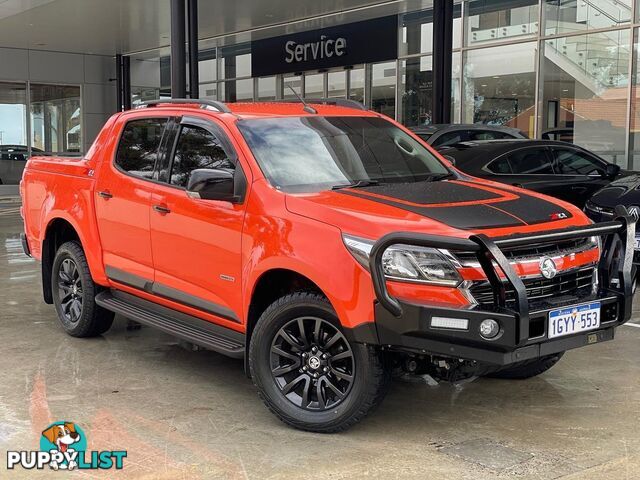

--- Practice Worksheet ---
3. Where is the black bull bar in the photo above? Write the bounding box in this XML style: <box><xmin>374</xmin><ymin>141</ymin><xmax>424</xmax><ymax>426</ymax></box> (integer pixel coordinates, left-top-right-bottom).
<box><xmin>368</xmin><ymin>206</ymin><xmax>637</xmax><ymax>349</ymax></box>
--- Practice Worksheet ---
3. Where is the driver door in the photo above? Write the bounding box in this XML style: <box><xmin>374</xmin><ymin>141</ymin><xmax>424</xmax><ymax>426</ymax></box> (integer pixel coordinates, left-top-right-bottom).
<box><xmin>149</xmin><ymin>115</ymin><xmax>248</xmax><ymax>327</ymax></box>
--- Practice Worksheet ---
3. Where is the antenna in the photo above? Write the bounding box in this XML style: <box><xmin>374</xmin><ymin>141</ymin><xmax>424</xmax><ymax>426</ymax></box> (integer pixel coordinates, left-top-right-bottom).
<box><xmin>286</xmin><ymin>85</ymin><xmax>317</xmax><ymax>114</ymax></box>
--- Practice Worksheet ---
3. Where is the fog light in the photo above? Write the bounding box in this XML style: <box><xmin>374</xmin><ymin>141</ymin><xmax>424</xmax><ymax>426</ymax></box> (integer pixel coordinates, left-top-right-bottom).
<box><xmin>479</xmin><ymin>319</ymin><xmax>500</xmax><ymax>339</ymax></box>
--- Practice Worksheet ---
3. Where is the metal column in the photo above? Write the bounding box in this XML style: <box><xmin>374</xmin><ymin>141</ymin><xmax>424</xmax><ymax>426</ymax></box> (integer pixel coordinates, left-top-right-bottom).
<box><xmin>432</xmin><ymin>0</ymin><xmax>453</xmax><ymax>124</ymax></box>
<box><xmin>123</xmin><ymin>56</ymin><xmax>132</xmax><ymax>110</ymax></box>
<box><xmin>170</xmin><ymin>0</ymin><xmax>187</xmax><ymax>98</ymax></box>
<box><xmin>115</xmin><ymin>54</ymin><xmax>123</xmax><ymax>111</ymax></box>
<box><xmin>187</xmin><ymin>0</ymin><xmax>199</xmax><ymax>99</ymax></box>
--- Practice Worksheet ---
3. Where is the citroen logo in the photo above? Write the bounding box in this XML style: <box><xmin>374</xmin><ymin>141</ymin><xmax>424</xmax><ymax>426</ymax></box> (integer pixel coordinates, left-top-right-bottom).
<box><xmin>628</xmin><ymin>206</ymin><xmax>639</xmax><ymax>221</ymax></box>
<box><xmin>540</xmin><ymin>256</ymin><xmax>558</xmax><ymax>279</ymax></box>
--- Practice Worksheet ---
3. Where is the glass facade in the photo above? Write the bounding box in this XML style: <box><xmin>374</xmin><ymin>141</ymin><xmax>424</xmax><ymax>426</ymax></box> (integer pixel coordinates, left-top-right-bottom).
<box><xmin>0</xmin><ymin>81</ymin><xmax>81</xmax><ymax>184</ymax></box>
<box><xmin>126</xmin><ymin>0</ymin><xmax>640</xmax><ymax>169</ymax></box>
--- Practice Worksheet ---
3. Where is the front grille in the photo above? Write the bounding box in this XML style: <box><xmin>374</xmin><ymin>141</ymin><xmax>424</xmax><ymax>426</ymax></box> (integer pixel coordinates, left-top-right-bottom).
<box><xmin>455</xmin><ymin>237</ymin><xmax>595</xmax><ymax>265</ymax></box>
<box><xmin>469</xmin><ymin>267</ymin><xmax>596</xmax><ymax>306</ymax></box>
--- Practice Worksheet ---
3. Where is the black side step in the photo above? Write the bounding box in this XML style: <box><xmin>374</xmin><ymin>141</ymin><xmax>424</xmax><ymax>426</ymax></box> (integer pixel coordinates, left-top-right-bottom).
<box><xmin>95</xmin><ymin>290</ymin><xmax>245</xmax><ymax>358</ymax></box>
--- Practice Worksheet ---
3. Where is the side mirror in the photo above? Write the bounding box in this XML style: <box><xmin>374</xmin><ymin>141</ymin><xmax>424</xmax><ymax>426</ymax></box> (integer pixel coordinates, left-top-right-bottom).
<box><xmin>186</xmin><ymin>168</ymin><xmax>238</xmax><ymax>202</ymax></box>
<box><xmin>604</xmin><ymin>163</ymin><xmax>621</xmax><ymax>179</ymax></box>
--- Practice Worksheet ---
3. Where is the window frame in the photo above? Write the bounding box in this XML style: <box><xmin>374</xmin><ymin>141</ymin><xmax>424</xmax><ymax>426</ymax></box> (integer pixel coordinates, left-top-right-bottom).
<box><xmin>160</xmin><ymin>115</ymin><xmax>247</xmax><ymax>201</ymax></box>
<box><xmin>112</xmin><ymin>116</ymin><xmax>172</xmax><ymax>183</ymax></box>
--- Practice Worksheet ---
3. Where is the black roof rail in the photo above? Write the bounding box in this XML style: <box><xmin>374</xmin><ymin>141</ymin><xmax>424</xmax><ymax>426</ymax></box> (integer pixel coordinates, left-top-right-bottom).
<box><xmin>275</xmin><ymin>97</ymin><xmax>368</xmax><ymax>111</ymax></box>
<box><xmin>138</xmin><ymin>98</ymin><xmax>232</xmax><ymax>114</ymax></box>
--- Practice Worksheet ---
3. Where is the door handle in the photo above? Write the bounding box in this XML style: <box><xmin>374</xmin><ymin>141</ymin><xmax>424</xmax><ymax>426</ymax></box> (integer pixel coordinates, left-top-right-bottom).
<box><xmin>97</xmin><ymin>190</ymin><xmax>113</xmax><ymax>199</ymax></box>
<box><xmin>153</xmin><ymin>204</ymin><xmax>171</xmax><ymax>214</ymax></box>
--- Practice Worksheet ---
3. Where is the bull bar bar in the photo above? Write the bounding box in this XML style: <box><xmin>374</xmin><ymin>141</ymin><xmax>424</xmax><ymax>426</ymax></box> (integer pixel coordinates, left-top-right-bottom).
<box><xmin>367</xmin><ymin>206</ymin><xmax>637</xmax><ymax>360</ymax></box>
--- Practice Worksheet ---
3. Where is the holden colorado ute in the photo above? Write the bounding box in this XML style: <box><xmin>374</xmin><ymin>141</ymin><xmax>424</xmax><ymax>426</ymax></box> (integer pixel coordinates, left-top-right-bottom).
<box><xmin>20</xmin><ymin>98</ymin><xmax>637</xmax><ymax>432</ymax></box>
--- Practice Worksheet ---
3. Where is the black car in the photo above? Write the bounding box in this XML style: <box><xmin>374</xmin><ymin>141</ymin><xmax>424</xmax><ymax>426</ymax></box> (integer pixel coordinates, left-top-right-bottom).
<box><xmin>585</xmin><ymin>174</ymin><xmax>640</xmax><ymax>223</ymax></box>
<box><xmin>439</xmin><ymin>140</ymin><xmax>624</xmax><ymax>207</ymax></box>
<box><xmin>0</xmin><ymin>145</ymin><xmax>42</xmax><ymax>184</ymax></box>
<box><xmin>410</xmin><ymin>124</ymin><xmax>526</xmax><ymax>149</ymax></box>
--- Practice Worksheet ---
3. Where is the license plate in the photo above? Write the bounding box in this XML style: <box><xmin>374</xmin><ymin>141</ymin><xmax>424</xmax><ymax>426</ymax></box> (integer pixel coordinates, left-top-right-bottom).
<box><xmin>635</xmin><ymin>236</ymin><xmax>640</xmax><ymax>250</ymax></box>
<box><xmin>548</xmin><ymin>302</ymin><xmax>600</xmax><ymax>339</ymax></box>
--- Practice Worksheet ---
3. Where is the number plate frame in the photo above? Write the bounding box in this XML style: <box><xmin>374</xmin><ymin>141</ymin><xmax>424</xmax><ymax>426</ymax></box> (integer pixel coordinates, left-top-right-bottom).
<box><xmin>548</xmin><ymin>302</ymin><xmax>601</xmax><ymax>339</ymax></box>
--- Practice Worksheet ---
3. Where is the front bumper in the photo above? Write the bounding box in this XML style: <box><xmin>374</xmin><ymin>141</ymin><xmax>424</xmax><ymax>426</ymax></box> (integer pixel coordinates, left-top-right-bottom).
<box><xmin>367</xmin><ymin>207</ymin><xmax>636</xmax><ymax>366</ymax></box>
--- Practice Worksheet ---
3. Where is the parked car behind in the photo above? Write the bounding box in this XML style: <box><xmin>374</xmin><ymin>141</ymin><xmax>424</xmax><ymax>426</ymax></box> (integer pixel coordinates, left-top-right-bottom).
<box><xmin>410</xmin><ymin>124</ymin><xmax>526</xmax><ymax>149</ymax></box>
<box><xmin>585</xmin><ymin>174</ymin><xmax>640</xmax><ymax>223</ymax></box>
<box><xmin>0</xmin><ymin>145</ymin><xmax>42</xmax><ymax>184</ymax></box>
<box><xmin>438</xmin><ymin>139</ymin><xmax>625</xmax><ymax>208</ymax></box>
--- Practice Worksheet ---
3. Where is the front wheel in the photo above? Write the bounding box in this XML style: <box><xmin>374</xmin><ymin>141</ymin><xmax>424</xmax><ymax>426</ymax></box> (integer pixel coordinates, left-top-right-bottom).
<box><xmin>51</xmin><ymin>241</ymin><xmax>114</xmax><ymax>337</ymax></box>
<box><xmin>486</xmin><ymin>352</ymin><xmax>564</xmax><ymax>380</ymax></box>
<box><xmin>249</xmin><ymin>292</ymin><xmax>390</xmax><ymax>433</ymax></box>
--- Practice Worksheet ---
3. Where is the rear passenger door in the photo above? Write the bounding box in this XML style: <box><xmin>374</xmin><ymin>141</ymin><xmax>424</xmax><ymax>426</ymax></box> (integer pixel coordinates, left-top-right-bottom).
<box><xmin>95</xmin><ymin>116</ymin><xmax>170</xmax><ymax>284</ymax></box>
<box><xmin>149</xmin><ymin>115</ymin><xmax>248</xmax><ymax>327</ymax></box>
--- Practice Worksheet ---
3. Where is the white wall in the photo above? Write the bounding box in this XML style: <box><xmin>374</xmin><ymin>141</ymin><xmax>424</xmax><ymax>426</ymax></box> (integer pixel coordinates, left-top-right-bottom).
<box><xmin>0</xmin><ymin>46</ymin><xmax>117</xmax><ymax>153</ymax></box>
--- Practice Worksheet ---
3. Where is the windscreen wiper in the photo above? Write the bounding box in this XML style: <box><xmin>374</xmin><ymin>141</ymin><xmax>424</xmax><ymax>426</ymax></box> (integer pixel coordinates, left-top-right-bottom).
<box><xmin>331</xmin><ymin>180</ymin><xmax>380</xmax><ymax>190</ymax></box>
<box><xmin>426</xmin><ymin>172</ymin><xmax>455</xmax><ymax>182</ymax></box>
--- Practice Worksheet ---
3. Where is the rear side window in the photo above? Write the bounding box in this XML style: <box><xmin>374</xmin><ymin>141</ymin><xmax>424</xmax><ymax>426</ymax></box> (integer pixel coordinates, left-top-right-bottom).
<box><xmin>506</xmin><ymin>147</ymin><xmax>554</xmax><ymax>174</ymax></box>
<box><xmin>487</xmin><ymin>156</ymin><xmax>512</xmax><ymax>174</ymax></box>
<box><xmin>169</xmin><ymin>125</ymin><xmax>235</xmax><ymax>188</ymax></box>
<box><xmin>115</xmin><ymin>118</ymin><xmax>168</xmax><ymax>179</ymax></box>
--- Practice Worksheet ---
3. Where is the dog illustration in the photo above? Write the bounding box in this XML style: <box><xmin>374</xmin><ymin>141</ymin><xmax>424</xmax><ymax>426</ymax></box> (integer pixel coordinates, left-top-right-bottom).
<box><xmin>42</xmin><ymin>422</ymin><xmax>80</xmax><ymax>470</ymax></box>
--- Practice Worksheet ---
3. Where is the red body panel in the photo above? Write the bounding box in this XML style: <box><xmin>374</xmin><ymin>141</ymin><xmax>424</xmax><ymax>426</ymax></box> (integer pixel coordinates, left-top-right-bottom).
<box><xmin>20</xmin><ymin>102</ymin><xmax>599</xmax><ymax>334</ymax></box>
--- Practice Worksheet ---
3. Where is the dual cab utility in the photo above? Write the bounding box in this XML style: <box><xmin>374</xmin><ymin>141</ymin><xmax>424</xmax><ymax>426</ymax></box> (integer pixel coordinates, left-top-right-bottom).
<box><xmin>20</xmin><ymin>98</ymin><xmax>636</xmax><ymax>432</ymax></box>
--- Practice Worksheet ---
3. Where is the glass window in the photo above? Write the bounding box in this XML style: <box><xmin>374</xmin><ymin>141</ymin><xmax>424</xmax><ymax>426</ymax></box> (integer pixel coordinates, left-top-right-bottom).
<box><xmin>468</xmin><ymin>130</ymin><xmax>517</xmax><ymax>141</ymax></box>
<box><xmin>282</xmin><ymin>74</ymin><xmax>302</xmax><ymax>99</ymax></box>
<box><xmin>399</xmin><ymin>56</ymin><xmax>433</xmax><ymax>127</ymax></box>
<box><xmin>463</xmin><ymin>42</ymin><xmax>536</xmax><ymax>137</ymax></box>
<box><xmin>200</xmin><ymin>83</ymin><xmax>220</xmax><ymax>100</ymax></box>
<box><xmin>348</xmin><ymin>66</ymin><xmax>365</xmax><ymax>104</ymax></box>
<box><xmin>304</xmin><ymin>73</ymin><xmax>325</xmax><ymax>98</ymax></box>
<box><xmin>465</xmin><ymin>0</ymin><xmax>538</xmax><ymax>46</ymax></box>
<box><xmin>328</xmin><ymin>70</ymin><xmax>346</xmax><ymax>98</ymax></box>
<box><xmin>258</xmin><ymin>77</ymin><xmax>276</xmax><ymax>101</ymax></box>
<box><xmin>220</xmin><ymin>43</ymin><xmax>251</xmax><ymax>79</ymax></box>
<box><xmin>370</xmin><ymin>61</ymin><xmax>396</xmax><ymax>118</ymax></box>
<box><xmin>552</xmin><ymin>147</ymin><xmax>605</xmax><ymax>175</ymax></box>
<box><xmin>199</xmin><ymin>48</ymin><xmax>217</xmax><ymax>83</ymax></box>
<box><xmin>542</xmin><ymin>30</ymin><xmax>629</xmax><ymax>164</ymax></box>
<box><xmin>544</xmin><ymin>0</ymin><xmax>631</xmax><ymax>36</ymax></box>
<box><xmin>0</xmin><ymin>82</ymin><xmax>28</xmax><ymax>185</ymax></box>
<box><xmin>432</xmin><ymin>131</ymin><xmax>463</xmax><ymax>147</ymax></box>
<box><xmin>487</xmin><ymin>157</ymin><xmax>512</xmax><ymax>174</ymax></box>
<box><xmin>237</xmin><ymin>116</ymin><xmax>448</xmax><ymax>193</ymax></box>
<box><xmin>507</xmin><ymin>148</ymin><xmax>554</xmax><ymax>174</ymax></box>
<box><xmin>224</xmin><ymin>78</ymin><xmax>253</xmax><ymax>102</ymax></box>
<box><xmin>115</xmin><ymin>118</ymin><xmax>168</xmax><ymax>179</ymax></box>
<box><xmin>30</xmin><ymin>84</ymin><xmax>81</xmax><ymax>154</ymax></box>
<box><xmin>400</xmin><ymin>6</ymin><xmax>462</xmax><ymax>55</ymax></box>
<box><xmin>170</xmin><ymin>125</ymin><xmax>234</xmax><ymax>188</ymax></box>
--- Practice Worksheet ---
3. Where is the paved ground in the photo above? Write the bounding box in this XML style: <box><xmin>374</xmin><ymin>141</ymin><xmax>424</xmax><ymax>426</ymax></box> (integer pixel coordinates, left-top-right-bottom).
<box><xmin>1</xmin><ymin>207</ymin><xmax>639</xmax><ymax>479</ymax></box>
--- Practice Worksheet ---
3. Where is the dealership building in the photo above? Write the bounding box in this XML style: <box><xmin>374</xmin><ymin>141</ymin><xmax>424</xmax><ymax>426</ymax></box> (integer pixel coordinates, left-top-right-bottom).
<box><xmin>1</xmin><ymin>0</ymin><xmax>640</xmax><ymax>191</ymax></box>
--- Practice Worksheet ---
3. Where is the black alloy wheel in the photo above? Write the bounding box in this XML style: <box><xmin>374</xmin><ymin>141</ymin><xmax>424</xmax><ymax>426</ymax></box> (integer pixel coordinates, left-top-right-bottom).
<box><xmin>57</xmin><ymin>258</ymin><xmax>84</xmax><ymax>324</ymax></box>
<box><xmin>270</xmin><ymin>316</ymin><xmax>355</xmax><ymax>411</ymax></box>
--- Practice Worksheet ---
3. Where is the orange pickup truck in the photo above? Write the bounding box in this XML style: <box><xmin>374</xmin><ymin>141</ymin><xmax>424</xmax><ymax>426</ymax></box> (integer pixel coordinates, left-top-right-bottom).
<box><xmin>20</xmin><ymin>98</ymin><xmax>636</xmax><ymax>432</ymax></box>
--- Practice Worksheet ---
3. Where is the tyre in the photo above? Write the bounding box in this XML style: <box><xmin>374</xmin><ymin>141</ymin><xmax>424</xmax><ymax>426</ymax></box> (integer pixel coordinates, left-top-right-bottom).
<box><xmin>486</xmin><ymin>352</ymin><xmax>564</xmax><ymax>380</ymax></box>
<box><xmin>249</xmin><ymin>292</ymin><xmax>390</xmax><ymax>433</ymax></box>
<box><xmin>51</xmin><ymin>241</ymin><xmax>114</xmax><ymax>337</ymax></box>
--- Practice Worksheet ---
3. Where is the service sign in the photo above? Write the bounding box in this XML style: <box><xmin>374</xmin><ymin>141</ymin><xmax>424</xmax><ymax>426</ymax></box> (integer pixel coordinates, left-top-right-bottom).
<box><xmin>251</xmin><ymin>16</ymin><xmax>398</xmax><ymax>77</ymax></box>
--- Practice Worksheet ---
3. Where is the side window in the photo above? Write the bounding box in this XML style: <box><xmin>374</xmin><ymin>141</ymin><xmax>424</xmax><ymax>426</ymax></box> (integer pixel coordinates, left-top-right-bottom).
<box><xmin>487</xmin><ymin>156</ymin><xmax>512</xmax><ymax>174</ymax></box>
<box><xmin>169</xmin><ymin>124</ymin><xmax>235</xmax><ymax>188</ymax></box>
<box><xmin>506</xmin><ymin>148</ymin><xmax>554</xmax><ymax>174</ymax></box>
<box><xmin>115</xmin><ymin>118</ymin><xmax>168</xmax><ymax>179</ymax></box>
<box><xmin>468</xmin><ymin>130</ymin><xmax>515</xmax><ymax>141</ymax></box>
<box><xmin>552</xmin><ymin>148</ymin><xmax>604</xmax><ymax>176</ymax></box>
<box><xmin>432</xmin><ymin>131</ymin><xmax>463</xmax><ymax>147</ymax></box>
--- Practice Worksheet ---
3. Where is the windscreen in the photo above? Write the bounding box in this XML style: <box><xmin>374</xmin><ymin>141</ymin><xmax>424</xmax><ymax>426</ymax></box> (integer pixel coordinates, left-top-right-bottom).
<box><xmin>237</xmin><ymin>116</ymin><xmax>449</xmax><ymax>192</ymax></box>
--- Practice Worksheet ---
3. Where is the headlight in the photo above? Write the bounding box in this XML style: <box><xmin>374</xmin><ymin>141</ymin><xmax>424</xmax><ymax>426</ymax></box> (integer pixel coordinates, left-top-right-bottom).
<box><xmin>343</xmin><ymin>234</ymin><xmax>462</xmax><ymax>286</ymax></box>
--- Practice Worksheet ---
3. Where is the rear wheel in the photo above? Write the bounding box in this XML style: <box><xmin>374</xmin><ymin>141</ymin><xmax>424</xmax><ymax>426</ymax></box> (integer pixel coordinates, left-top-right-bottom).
<box><xmin>486</xmin><ymin>352</ymin><xmax>564</xmax><ymax>380</ymax></box>
<box><xmin>51</xmin><ymin>241</ymin><xmax>114</xmax><ymax>337</ymax></box>
<box><xmin>249</xmin><ymin>292</ymin><xmax>390</xmax><ymax>432</ymax></box>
